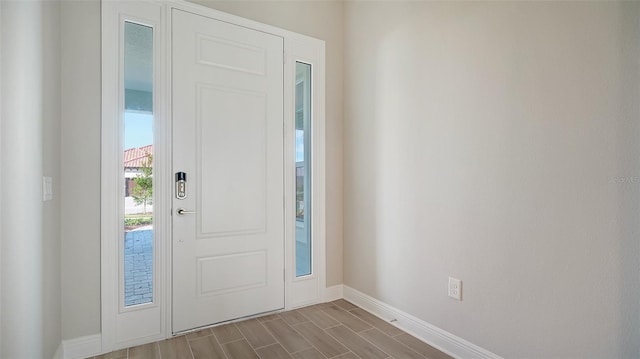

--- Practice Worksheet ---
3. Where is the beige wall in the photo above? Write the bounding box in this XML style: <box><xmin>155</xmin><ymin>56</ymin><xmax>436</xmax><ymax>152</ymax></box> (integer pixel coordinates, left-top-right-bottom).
<box><xmin>61</xmin><ymin>0</ymin><xmax>102</xmax><ymax>340</ymax></box>
<box><xmin>43</xmin><ymin>1</ymin><xmax>62</xmax><ymax>356</ymax></box>
<box><xmin>59</xmin><ymin>0</ymin><xmax>344</xmax><ymax>339</ymax></box>
<box><xmin>343</xmin><ymin>1</ymin><xmax>640</xmax><ymax>357</ymax></box>
<box><xmin>1</xmin><ymin>1</ymin><xmax>62</xmax><ymax>357</ymax></box>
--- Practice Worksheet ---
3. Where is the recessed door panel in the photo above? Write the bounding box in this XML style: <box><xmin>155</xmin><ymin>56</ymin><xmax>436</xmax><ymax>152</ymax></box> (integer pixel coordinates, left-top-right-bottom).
<box><xmin>197</xmin><ymin>33</ymin><xmax>267</xmax><ymax>75</ymax></box>
<box><xmin>197</xmin><ymin>251</ymin><xmax>267</xmax><ymax>295</ymax></box>
<box><xmin>196</xmin><ymin>85</ymin><xmax>267</xmax><ymax>237</ymax></box>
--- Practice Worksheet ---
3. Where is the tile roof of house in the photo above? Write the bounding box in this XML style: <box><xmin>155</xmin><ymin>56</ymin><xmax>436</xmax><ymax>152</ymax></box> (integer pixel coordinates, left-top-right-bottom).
<box><xmin>124</xmin><ymin>145</ymin><xmax>153</xmax><ymax>168</ymax></box>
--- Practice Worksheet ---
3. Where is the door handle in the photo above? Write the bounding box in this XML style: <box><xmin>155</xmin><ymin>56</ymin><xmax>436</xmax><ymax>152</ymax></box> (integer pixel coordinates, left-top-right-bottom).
<box><xmin>177</xmin><ymin>208</ymin><xmax>196</xmax><ymax>215</ymax></box>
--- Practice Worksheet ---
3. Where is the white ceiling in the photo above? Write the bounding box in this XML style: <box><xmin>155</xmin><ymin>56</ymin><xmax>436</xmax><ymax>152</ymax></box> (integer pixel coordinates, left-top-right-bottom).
<box><xmin>124</xmin><ymin>22</ymin><xmax>153</xmax><ymax>92</ymax></box>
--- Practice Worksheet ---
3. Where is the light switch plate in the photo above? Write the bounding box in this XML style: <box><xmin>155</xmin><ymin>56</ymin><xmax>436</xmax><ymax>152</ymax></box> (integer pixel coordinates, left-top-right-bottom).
<box><xmin>43</xmin><ymin>176</ymin><xmax>53</xmax><ymax>201</ymax></box>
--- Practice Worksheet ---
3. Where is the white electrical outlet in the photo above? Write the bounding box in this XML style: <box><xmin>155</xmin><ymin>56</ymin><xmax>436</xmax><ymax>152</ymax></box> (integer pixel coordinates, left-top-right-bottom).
<box><xmin>448</xmin><ymin>277</ymin><xmax>462</xmax><ymax>300</ymax></box>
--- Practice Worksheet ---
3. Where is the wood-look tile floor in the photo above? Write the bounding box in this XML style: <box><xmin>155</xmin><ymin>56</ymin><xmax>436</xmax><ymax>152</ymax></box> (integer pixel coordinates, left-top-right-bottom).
<box><xmin>93</xmin><ymin>300</ymin><xmax>453</xmax><ymax>359</ymax></box>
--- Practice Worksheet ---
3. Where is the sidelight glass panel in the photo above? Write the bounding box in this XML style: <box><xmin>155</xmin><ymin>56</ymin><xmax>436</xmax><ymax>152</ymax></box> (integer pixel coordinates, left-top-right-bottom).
<box><xmin>295</xmin><ymin>62</ymin><xmax>312</xmax><ymax>277</ymax></box>
<box><xmin>123</xmin><ymin>22</ymin><xmax>154</xmax><ymax>307</ymax></box>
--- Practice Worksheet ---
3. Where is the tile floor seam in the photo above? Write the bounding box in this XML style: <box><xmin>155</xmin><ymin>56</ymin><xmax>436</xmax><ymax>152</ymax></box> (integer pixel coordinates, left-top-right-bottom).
<box><xmin>256</xmin><ymin>319</ymin><xmax>273</xmax><ymax>339</ymax></box>
<box><xmin>222</xmin><ymin>337</ymin><xmax>248</xmax><ymax>346</ymax></box>
<box><xmin>356</xmin><ymin>327</ymin><xmax>427</xmax><ymax>359</ymax></box>
<box><xmin>263</xmin><ymin>319</ymin><xmax>313</xmax><ymax>355</ymax></box>
<box><xmin>226</xmin><ymin>338</ymin><xmax>260</xmax><ymax>359</ymax></box>
<box><xmin>254</xmin><ymin>343</ymin><xmax>286</xmax><ymax>359</ymax></box>
<box><xmin>331</xmin><ymin>300</ymin><xmax>359</xmax><ymax>312</ymax></box>
<box><xmin>352</xmin><ymin>329</ymin><xmax>394</xmax><ymax>358</ymax></box>
<box><xmin>219</xmin><ymin>340</ymin><xmax>232</xmax><ymax>359</ymax></box>
<box><xmin>220</xmin><ymin>341</ymin><xmax>238</xmax><ymax>359</ymax></box>
<box><xmin>347</xmin><ymin>328</ymin><xmax>393</xmax><ymax>358</ymax></box>
<box><xmin>258</xmin><ymin>313</ymin><xmax>282</xmax><ymax>323</ymax></box>
<box><xmin>186</xmin><ymin>332</ymin><xmax>213</xmax><ymax>341</ymax></box>
<box><xmin>226</xmin><ymin>323</ymin><xmax>243</xmax><ymax>345</ymax></box>
<box><xmin>330</xmin><ymin>354</ymin><xmax>345</xmax><ymax>359</ymax></box>
<box><xmin>287</xmin><ymin>317</ymin><xmax>329</xmax><ymax>358</ymax></box>
<box><xmin>323</xmin><ymin>323</ymin><xmax>342</xmax><ymax>331</ymax></box>
<box><xmin>220</xmin><ymin>342</ymin><xmax>231</xmax><ymax>359</ymax></box>
<box><xmin>326</xmin><ymin>324</ymin><xmax>391</xmax><ymax>359</ymax></box>
<box><xmin>256</xmin><ymin>318</ymin><xmax>287</xmax><ymax>353</ymax></box>
<box><xmin>186</xmin><ymin>338</ymin><xmax>196</xmax><ymax>359</ymax></box>
<box><xmin>287</xmin><ymin>347</ymin><xmax>310</xmax><ymax>356</ymax></box>
<box><xmin>252</xmin><ymin>342</ymin><xmax>280</xmax><ymax>352</ymax></box>
<box><xmin>399</xmin><ymin>338</ymin><xmax>431</xmax><ymax>359</ymax></box>
<box><xmin>335</xmin><ymin>349</ymin><xmax>362</xmax><ymax>359</ymax></box>
<box><xmin>237</xmin><ymin>320</ymin><xmax>277</xmax><ymax>349</ymax></box>
<box><xmin>364</xmin><ymin>329</ymin><xmax>430</xmax><ymax>359</ymax></box>
<box><xmin>283</xmin><ymin>309</ymin><xmax>312</xmax><ymax>326</ymax></box>
<box><xmin>320</xmin><ymin>306</ymin><xmax>372</xmax><ymax>333</ymax></box>
<box><xmin>350</xmin><ymin>309</ymin><xmax>401</xmax><ymax>336</ymax></box>
<box><xmin>209</xmin><ymin>325</ymin><xmax>231</xmax><ymax>359</ymax></box>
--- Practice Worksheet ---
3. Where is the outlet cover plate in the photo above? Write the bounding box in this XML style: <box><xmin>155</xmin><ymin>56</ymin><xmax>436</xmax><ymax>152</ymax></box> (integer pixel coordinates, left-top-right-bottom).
<box><xmin>448</xmin><ymin>277</ymin><xmax>462</xmax><ymax>300</ymax></box>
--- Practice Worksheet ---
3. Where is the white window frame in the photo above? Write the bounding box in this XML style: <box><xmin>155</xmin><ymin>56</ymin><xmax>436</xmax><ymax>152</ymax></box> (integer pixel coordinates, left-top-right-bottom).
<box><xmin>286</xmin><ymin>50</ymin><xmax>326</xmax><ymax>307</ymax></box>
<box><xmin>101</xmin><ymin>0</ymin><xmax>326</xmax><ymax>353</ymax></box>
<box><xmin>102</xmin><ymin>0</ymin><xmax>168</xmax><ymax>351</ymax></box>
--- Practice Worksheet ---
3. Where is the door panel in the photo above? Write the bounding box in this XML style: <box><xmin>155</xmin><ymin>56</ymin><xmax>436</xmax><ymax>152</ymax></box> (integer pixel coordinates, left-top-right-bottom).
<box><xmin>197</xmin><ymin>85</ymin><xmax>267</xmax><ymax>236</ymax></box>
<box><xmin>172</xmin><ymin>9</ymin><xmax>284</xmax><ymax>333</ymax></box>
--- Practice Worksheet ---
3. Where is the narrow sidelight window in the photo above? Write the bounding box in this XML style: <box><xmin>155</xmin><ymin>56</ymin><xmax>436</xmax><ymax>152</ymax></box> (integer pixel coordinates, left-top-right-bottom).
<box><xmin>295</xmin><ymin>62</ymin><xmax>312</xmax><ymax>277</ymax></box>
<box><xmin>123</xmin><ymin>22</ymin><xmax>154</xmax><ymax>306</ymax></box>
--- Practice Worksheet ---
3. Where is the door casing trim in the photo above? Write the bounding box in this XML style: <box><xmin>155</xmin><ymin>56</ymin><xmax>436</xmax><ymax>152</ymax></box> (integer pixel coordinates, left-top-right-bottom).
<box><xmin>101</xmin><ymin>0</ymin><xmax>326</xmax><ymax>352</ymax></box>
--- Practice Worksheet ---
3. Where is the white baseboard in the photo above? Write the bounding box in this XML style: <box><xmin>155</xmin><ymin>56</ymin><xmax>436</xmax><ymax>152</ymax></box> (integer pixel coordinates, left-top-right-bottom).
<box><xmin>343</xmin><ymin>286</ymin><xmax>501</xmax><ymax>359</ymax></box>
<box><xmin>323</xmin><ymin>284</ymin><xmax>343</xmax><ymax>302</ymax></box>
<box><xmin>62</xmin><ymin>333</ymin><xmax>102</xmax><ymax>359</ymax></box>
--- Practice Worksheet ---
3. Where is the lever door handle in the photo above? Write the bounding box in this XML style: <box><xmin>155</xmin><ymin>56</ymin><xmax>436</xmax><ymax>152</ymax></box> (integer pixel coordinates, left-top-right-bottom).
<box><xmin>177</xmin><ymin>208</ymin><xmax>196</xmax><ymax>215</ymax></box>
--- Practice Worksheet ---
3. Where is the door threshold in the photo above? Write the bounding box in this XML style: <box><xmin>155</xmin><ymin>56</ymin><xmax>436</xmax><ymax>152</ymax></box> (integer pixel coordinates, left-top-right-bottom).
<box><xmin>172</xmin><ymin>307</ymin><xmax>286</xmax><ymax>337</ymax></box>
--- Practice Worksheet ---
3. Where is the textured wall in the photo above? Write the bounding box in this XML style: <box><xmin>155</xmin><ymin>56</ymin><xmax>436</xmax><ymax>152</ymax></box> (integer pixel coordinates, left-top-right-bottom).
<box><xmin>343</xmin><ymin>1</ymin><xmax>640</xmax><ymax>357</ymax></box>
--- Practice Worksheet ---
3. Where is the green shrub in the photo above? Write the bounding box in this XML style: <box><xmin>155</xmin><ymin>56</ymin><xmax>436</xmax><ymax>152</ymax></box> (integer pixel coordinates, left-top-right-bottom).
<box><xmin>124</xmin><ymin>217</ymin><xmax>153</xmax><ymax>226</ymax></box>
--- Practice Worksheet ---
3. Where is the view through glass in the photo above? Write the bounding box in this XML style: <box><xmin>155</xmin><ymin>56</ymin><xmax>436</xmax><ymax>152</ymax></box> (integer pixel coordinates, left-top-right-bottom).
<box><xmin>123</xmin><ymin>22</ymin><xmax>154</xmax><ymax>306</ymax></box>
<box><xmin>295</xmin><ymin>62</ymin><xmax>312</xmax><ymax>277</ymax></box>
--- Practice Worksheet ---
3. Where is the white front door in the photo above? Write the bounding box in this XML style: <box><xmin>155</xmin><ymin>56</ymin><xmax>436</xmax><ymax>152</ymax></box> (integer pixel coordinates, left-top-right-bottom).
<box><xmin>171</xmin><ymin>9</ymin><xmax>284</xmax><ymax>333</ymax></box>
